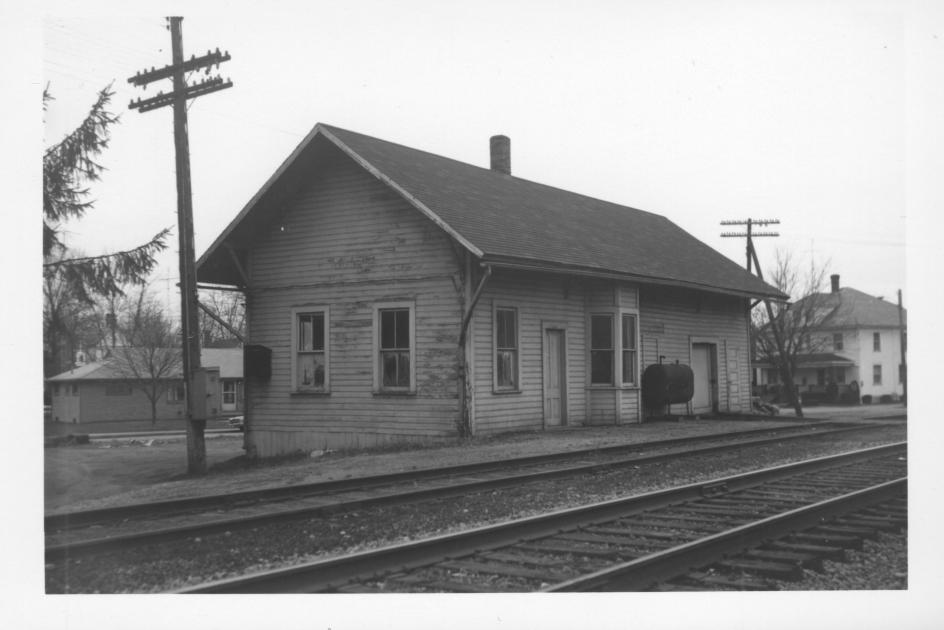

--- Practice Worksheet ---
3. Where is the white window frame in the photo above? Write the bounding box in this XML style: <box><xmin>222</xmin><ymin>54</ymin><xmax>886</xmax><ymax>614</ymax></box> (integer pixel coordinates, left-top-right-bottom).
<box><xmin>373</xmin><ymin>301</ymin><xmax>416</xmax><ymax>394</ymax></box>
<box><xmin>873</xmin><ymin>332</ymin><xmax>881</xmax><ymax>352</ymax></box>
<box><xmin>493</xmin><ymin>304</ymin><xmax>520</xmax><ymax>393</ymax></box>
<box><xmin>873</xmin><ymin>364</ymin><xmax>882</xmax><ymax>385</ymax></box>
<box><xmin>168</xmin><ymin>382</ymin><xmax>185</xmax><ymax>403</ymax></box>
<box><xmin>621</xmin><ymin>312</ymin><xmax>640</xmax><ymax>386</ymax></box>
<box><xmin>833</xmin><ymin>333</ymin><xmax>843</xmax><ymax>351</ymax></box>
<box><xmin>291</xmin><ymin>306</ymin><xmax>330</xmax><ymax>394</ymax></box>
<box><xmin>222</xmin><ymin>380</ymin><xmax>237</xmax><ymax>406</ymax></box>
<box><xmin>588</xmin><ymin>308</ymin><xmax>640</xmax><ymax>388</ymax></box>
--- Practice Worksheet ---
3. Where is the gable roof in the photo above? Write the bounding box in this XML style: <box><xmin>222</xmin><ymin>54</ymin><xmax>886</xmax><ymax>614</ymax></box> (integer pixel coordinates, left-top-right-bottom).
<box><xmin>806</xmin><ymin>287</ymin><xmax>907</xmax><ymax>329</ymax></box>
<box><xmin>198</xmin><ymin>124</ymin><xmax>785</xmax><ymax>299</ymax></box>
<box><xmin>46</xmin><ymin>348</ymin><xmax>243</xmax><ymax>382</ymax></box>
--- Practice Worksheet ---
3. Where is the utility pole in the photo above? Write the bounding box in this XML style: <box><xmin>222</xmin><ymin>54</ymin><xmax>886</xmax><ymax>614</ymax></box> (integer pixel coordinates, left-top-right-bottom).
<box><xmin>721</xmin><ymin>218</ymin><xmax>780</xmax><ymax>274</ymax></box>
<box><xmin>128</xmin><ymin>17</ymin><xmax>232</xmax><ymax>475</ymax></box>
<box><xmin>719</xmin><ymin>219</ymin><xmax>802</xmax><ymax>415</ymax></box>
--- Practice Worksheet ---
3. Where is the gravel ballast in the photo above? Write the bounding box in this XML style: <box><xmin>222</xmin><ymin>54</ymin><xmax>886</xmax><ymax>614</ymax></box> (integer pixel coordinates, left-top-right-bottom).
<box><xmin>45</xmin><ymin>424</ymin><xmax>906</xmax><ymax>593</ymax></box>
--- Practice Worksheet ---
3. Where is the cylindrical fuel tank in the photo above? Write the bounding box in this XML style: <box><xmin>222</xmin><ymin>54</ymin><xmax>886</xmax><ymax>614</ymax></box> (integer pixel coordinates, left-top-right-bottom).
<box><xmin>642</xmin><ymin>363</ymin><xmax>695</xmax><ymax>407</ymax></box>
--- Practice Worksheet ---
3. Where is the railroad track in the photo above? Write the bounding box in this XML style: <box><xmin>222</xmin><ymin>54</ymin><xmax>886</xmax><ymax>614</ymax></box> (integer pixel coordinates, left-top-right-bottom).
<box><xmin>179</xmin><ymin>442</ymin><xmax>906</xmax><ymax>593</ymax></box>
<box><xmin>45</xmin><ymin>422</ymin><xmax>891</xmax><ymax>562</ymax></box>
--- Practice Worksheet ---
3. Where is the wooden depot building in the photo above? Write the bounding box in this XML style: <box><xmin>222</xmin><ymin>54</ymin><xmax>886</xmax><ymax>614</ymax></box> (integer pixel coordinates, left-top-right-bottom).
<box><xmin>197</xmin><ymin>124</ymin><xmax>785</xmax><ymax>458</ymax></box>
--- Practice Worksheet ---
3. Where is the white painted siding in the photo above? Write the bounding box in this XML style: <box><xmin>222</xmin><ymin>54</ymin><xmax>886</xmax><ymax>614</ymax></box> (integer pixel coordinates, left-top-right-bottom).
<box><xmin>244</xmin><ymin>155</ymin><xmax>464</xmax><ymax>456</ymax></box>
<box><xmin>470</xmin><ymin>270</ymin><xmax>588</xmax><ymax>433</ymax></box>
<box><xmin>639</xmin><ymin>285</ymin><xmax>752</xmax><ymax>415</ymax></box>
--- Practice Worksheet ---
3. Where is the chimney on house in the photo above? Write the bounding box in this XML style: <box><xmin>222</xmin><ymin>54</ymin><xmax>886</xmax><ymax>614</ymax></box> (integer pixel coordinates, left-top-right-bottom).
<box><xmin>830</xmin><ymin>274</ymin><xmax>840</xmax><ymax>293</ymax></box>
<box><xmin>490</xmin><ymin>135</ymin><xmax>511</xmax><ymax>175</ymax></box>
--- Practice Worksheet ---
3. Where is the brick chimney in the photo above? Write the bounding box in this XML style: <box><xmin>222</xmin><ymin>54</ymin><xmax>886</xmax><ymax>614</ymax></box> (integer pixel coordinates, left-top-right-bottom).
<box><xmin>830</xmin><ymin>274</ymin><xmax>840</xmax><ymax>293</ymax></box>
<box><xmin>490</xmin><ymin>135</ymin><xmax>511</xmax><ymax>175</ymax></box>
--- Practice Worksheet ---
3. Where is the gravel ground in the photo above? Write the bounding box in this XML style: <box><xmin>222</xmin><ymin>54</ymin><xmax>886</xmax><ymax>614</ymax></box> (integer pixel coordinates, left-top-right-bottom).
<box><xmin>45</xmin><ymin>425</ymin><xmax>906</xmax><ymax>593</ymax></box>
<box><xmin>766</xmin><ymin>530</ymin><xmax>908</xmax><ymax>590</ymax></box>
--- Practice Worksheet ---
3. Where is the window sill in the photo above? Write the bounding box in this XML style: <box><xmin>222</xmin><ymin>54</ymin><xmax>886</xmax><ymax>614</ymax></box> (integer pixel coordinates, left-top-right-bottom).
<box><xmin>491</xmin><ymin>389</ymin><xmax>522</xmax><ymax>395</ymax></box>
<box><xmin>586</xmin><ymin>385</ymin><xmax>640</xmax><ymax>391</ymax></box>
<box><xmin>291</xmin><ymin>391</ymin><xmax>331</xmax><ymax>397</ymax></box>
<box><xmin>373</xmin><ymin>390</ymin><xmax>417</xmax><ymax>397</ymax></box>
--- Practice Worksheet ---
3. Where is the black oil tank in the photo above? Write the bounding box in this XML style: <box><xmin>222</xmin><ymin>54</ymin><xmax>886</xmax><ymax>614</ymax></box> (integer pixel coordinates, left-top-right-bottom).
<box><xmin>642</xmin><ymin>363</ymin><xmax>695</xmax><ymax>408</ymax></box>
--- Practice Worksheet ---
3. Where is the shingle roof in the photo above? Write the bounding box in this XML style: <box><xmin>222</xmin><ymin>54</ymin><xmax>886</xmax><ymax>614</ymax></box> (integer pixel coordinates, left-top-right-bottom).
<box><xmin>753</xmin><ymin>353</ymin><xmax>856</xmax><ymax>368</ymax></box>
<box><xmin>805</xmin><ymin>288</ymin><xmax>906</xmax><ymax>329</ymax></box>
<box><xmin>46</xmin><ymin>348</ymin><xmax>242</xmax><ymax>382</ymax></box>
<box><xmin>198</xmin><ymin>124</ymin><xmax>785</xmax><ymax>299</ymax></box>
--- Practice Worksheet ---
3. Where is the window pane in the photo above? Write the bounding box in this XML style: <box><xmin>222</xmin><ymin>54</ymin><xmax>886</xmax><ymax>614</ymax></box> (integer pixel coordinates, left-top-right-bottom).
<box><xmin>591</xmin><ymin>349</ymin><xmax>613</xmax><ymax>384</ymax></box>
<box><xmin>397</xmin><ymin>351</ymin><xmax>411</xmax><ymax>387</ymax></box>
<box><xmin>297</xmin><ymin>353</ymin><xmax>325</xmax><ymax>389</ymax></box>
<box><xmin>299</xmin><ymin>316</ymin><xmax>312</xmax><ymax>351</ymax></box>
<box><xmin>497</xmin><ymin>309</ymin><xmax>516</xmax><ymax>348</ymax></box>
<box><xmin>591</xmin><ymin>315</ymin><xmax>612</xmax><ymax>350</ymax></box>
<box><xmin>311</xmin><ymin>314</ymin><xmax>324</xmax><ymax>351</ymax></box>
<box><xmin>621</xmin><ymin>315</ymin><xmax>636</xmax><ymax>350</ymax></box>
<box><xmin>380</xmin><ymin>310</ymin><xmax>396</xmax><ymax>349</ymax></box>
<box><xmin>395</xmin><ymin>309</ymin><xmax>410</xmax><ymax>348</ymax></box>
<box><xmin>497</xmin><ymin>350</ymin><xmax>517</xmax><ymax>388</ymax></box>
<box><xmin>622</xmin><ymin>350</ymin><xmax>636</xmax><ymax>384</ymax></box>
<box><xmin>382</xmin><ymin>352</ymin><xmax>397</xmax><ymax>386</ymax></box>
<box><xmin>382</xmin><ymin>351</ymin><xmax>410</xmax><ymax>387</ymax></box>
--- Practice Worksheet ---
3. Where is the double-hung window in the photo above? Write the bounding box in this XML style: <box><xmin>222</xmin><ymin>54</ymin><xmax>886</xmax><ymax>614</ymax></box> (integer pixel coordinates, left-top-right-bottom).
<box><xmin>495</xmin><ymin>307</ymin><xmax>519</xmax><ymax>391</ymax></box>
<box><xmin>590</xmin><ymin>314</ymin><xmax>615</xmax><ymax>385</ymax></box>
<box><xmin>873</xmin><ymin>332</ymin><xmax>881</xmax><ymax>352</ymax></box>
<box><xmin>873</xmin><ymin>364</ymin><xmax>882</xmax><ymax>385</ymax></box>
<box><xmin>621</xmin><ymin>314</ymin><xmax>638</xmax><ymax>386</ymax></box>
<box><xmin>376</xmin><ymin>304</ymin><xmax>415</xmax><ymax>392</ymax></box>
<box><xmin>833</xmin><ymin>333</ymin><xmax>843</xmax><ymax>351</ymax></box>
<box><xmin>222</xmin><ymin>381</ymin><xmax>237</xmax><ymax>406</ymax></box>
<box><xmin>168</xmin><ymin>383</ymin><xmax>185</xmax><ymax>402</ymax></box>
<box><xmin>293</xmin><ymin>309</ymin><xmax>328</xmax><ymax>392</ymax></box>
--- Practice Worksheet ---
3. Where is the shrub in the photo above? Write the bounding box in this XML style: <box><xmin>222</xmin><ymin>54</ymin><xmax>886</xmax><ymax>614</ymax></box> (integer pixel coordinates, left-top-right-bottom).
<box><xmin>880</xmin><ymin>394</ymin><xmax>893</xmax><ymax>404</ymax></box>
<box><xmin>862</xmin><ymin>395</ymin><xmax>873</xmax><ymax>404</ymax></box>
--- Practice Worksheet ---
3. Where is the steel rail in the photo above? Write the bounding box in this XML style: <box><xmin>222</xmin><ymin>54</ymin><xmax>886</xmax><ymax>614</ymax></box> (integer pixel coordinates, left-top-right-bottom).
<box><xmin>45</xmin><ymin>421</ymin><xmax>871</xmax><ymax>531</ymax></box>
<box><xmin>44</xmin><ymin>424</ymin><xmax>888</xmax><ymax>562</ymax></box>
<box><xmin>544</xmin><ymin>478</ymin><xmax>906</xmax><ymax>591</ymax></box>
<box><xmin>176</xmin><ymin>441</ymin><xmax>905</xmax><ymax>593</ymax></box>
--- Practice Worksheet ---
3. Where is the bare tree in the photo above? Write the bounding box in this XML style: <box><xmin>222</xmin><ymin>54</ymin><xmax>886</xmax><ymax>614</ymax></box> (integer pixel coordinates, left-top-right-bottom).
<box><xmin>112</xmin><ymin>288</ymin><xmax>182</xmax><ymax>424</ymax></box>
<box><xmin>752</xmin><ymin>250</ymin><xmax>833</xmax><ymax>417</ymax></box>
<box><xmin>198</xmin><ymin>289</ymin><xmax>245</xmax><ymax>346</ymax></box>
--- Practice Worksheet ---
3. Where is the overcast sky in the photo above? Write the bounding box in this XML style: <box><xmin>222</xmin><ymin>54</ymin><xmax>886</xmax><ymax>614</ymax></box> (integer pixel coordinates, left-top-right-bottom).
<box><xmin>38</xmin><ymin>2</ymin><xmax>918</xmax><ymax>316</ymax></box>
<box><xmin>8</xmin><ymin>1</ymin><xmax>944</xmax><ymax>627</ymax></box>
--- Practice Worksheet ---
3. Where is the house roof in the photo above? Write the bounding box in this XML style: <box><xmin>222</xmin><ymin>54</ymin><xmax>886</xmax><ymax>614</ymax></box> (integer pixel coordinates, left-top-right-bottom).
<box><xmin>197</xmin><ymin>124</ymin><xmax>786</xmax><ymax>300</ymax></box>
<box><xmin>754</xmin><ymin>352</ymin><xmax>856</xmax><ymax>369</ymax></box>
<box><xmin>804</xmin><ymin>287</ymin><xmax>907</xmax><ymax>329</ymax></box>
<box><xmin>46</xmin><ymin>348</ymin><xmax>243</xmax><ymax>382</ymax></box>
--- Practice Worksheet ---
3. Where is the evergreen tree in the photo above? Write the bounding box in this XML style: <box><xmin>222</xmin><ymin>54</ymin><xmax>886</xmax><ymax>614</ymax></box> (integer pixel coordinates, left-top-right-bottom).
<box><xmin>43</xmin><ymin>83</ymin><xmax>170</xmax><ymax>303</ymax></box>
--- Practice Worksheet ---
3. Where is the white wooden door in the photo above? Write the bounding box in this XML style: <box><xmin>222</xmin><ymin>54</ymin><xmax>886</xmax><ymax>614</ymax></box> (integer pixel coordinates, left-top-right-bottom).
<box><xmin>691</xmin><ymin>343</ymin><xmax>715</xmax><ymax>414</ymax></box>
<box><xmin>544</xmin><ymin>330</ymin><xmax>566</xmax><ymax>426</ymax></box>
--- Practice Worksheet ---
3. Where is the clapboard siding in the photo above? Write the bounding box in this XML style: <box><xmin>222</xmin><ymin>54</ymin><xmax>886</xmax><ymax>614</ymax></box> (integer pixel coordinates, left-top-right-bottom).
<box><xmin>470</xmin><ymin>270</ymin><xmax>588</xmax><ymax>433</ymax></box>
<box><xmin>243</xmin><ymin>155</ymin><xmax>464</xmax><ymax>456</ymax></box>
<box><xmin>639</xmin><ymin>285</ymin><xmax>751</xmax><ymax>415</ymax></box>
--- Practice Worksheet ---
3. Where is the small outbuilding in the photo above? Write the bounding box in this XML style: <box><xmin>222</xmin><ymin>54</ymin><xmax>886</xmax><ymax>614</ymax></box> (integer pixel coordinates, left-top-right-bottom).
<box><xmin>197</xmin><ymin>124</ymin><xmax>784</xmax><ymax>457</ymax></box>
<box><xmin>46</xmin><ymin>347</ymin><xmax>243</xmax><ymax>424</ymax></box>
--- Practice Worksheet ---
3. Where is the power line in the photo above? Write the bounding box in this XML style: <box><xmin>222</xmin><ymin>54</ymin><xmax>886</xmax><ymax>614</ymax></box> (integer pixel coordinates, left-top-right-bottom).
<box><xmin>127</xmin><ymin>16</ymin><xmax>233</xmax><ymax>476</ymax></box>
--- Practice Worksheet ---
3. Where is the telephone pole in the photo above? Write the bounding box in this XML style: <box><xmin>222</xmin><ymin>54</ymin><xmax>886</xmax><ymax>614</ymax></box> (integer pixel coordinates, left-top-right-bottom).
<box><xmin>720</xmin><ymin>219</ymin><xmax>802</xmax><ymax>415</ymax></box>
<box><xmin>128</xmin><ymin>17</ymin><xmax>232</xmax><ymax>475</ymax></box>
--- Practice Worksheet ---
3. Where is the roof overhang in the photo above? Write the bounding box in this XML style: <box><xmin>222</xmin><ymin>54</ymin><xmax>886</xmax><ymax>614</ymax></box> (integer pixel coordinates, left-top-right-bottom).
<box><xmin>483</xmin><ymin>256</ymin><xmax>788</xmax><ymax>301</ymax></box>
<box><xmin>197</xmin><ymin>124</ymin><xmax>482</xmax><ymax>287</ymax></box>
